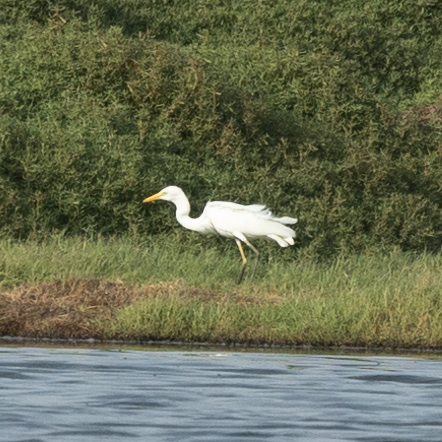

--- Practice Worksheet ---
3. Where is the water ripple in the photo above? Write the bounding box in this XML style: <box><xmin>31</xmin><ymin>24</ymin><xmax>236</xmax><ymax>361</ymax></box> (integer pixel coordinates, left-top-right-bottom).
<box><xmin>1</xmin><ymin>347</ymin><xmax>442</xmax><ymax>441</ymax></box>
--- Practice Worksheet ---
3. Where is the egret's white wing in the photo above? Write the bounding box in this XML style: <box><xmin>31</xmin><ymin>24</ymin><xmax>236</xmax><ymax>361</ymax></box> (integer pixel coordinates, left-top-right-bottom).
<box><xmin>203</xmin><ymin>201</ymin><xmax>296</xmax><ymax>239</ymax></box>
<box><xmin>207</xmin><ymin>201</ymin><xmax>268</xmax><ymax>213</ymax></box>
<box><xmin>205</xmin><ymin>201</ymin><xmax>297</xmax><ymax>223</ymax></box>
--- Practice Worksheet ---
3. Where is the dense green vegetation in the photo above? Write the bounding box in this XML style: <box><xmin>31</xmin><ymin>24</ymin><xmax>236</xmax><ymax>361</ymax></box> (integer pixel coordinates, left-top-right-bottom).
<box><xmin>1</xmin><ymin>0</ymin><xmax>442</xmax><ymax>258</ymax></box>
<box><xmin>1</xmin><ymin>238</ymin><xmax>442</xmax><ymax>347</ymax></box>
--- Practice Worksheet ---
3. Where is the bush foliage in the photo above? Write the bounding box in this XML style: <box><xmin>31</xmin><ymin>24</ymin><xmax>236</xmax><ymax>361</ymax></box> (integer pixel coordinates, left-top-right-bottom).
<box><xmin>1</xmin><ymin>0</ymin><xmax>442</xmax><ymax>257</ymax></box>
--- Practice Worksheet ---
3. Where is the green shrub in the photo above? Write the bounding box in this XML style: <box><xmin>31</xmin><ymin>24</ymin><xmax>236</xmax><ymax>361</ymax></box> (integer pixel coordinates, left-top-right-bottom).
<box><xmin>1</xmin><ymin>0</ymin><xmax>442</xmax><ymax>257</ymax></box>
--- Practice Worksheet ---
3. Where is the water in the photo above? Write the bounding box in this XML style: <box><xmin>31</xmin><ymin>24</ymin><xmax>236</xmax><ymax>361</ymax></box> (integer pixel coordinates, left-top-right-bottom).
<box><xmin>1</xmin><ymin>346</ymin><xmax>442</xmax><ymax>442</ymax></box>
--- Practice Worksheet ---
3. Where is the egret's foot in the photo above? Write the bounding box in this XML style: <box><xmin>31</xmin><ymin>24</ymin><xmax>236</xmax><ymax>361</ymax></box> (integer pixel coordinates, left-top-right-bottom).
<box><xmin>249</xmin><ymin>254</ymin><xmax>260</xmax><ymax>283</ymax></box>
<box><xmin>237</xmin><ymin>265</ymin><xmax>246</xmax><ymax>284</ymax></box>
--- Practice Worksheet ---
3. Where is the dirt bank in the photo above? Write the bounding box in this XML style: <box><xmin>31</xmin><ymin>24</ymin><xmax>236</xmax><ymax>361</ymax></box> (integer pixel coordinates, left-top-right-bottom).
<box><xmin>0</xmin><ymin>279</ymin><xmax>282</xmax><ymax>340</ymax></box>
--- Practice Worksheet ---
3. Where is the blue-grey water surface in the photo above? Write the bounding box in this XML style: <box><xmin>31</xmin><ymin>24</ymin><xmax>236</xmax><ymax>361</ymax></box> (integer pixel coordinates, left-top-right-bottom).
<box><xmin>1</xmin><ymin>346</ymin><xmax>442</xmax><ymax>441</ymax></box>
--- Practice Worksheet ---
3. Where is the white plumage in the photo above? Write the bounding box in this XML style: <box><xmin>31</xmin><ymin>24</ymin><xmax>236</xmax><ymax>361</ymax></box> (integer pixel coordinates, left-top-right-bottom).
<box><xmin>143</xmin><ymin>186</ymin><xmax>297</xmax><ymax>283</ymax></box>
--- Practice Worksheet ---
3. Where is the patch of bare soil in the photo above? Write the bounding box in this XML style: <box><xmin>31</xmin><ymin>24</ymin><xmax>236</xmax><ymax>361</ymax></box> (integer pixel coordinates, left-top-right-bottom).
<box><xmin>0</xmin><ymin>279</ymin><xmax>283</xmax><ymax>339</ymax></box>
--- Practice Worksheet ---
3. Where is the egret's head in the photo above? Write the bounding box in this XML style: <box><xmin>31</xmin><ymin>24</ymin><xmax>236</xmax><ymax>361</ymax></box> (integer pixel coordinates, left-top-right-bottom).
<box><xmin>143</xmin><ymin>186</ymin><xmax>184</xmax><ymax>203</ymax></box>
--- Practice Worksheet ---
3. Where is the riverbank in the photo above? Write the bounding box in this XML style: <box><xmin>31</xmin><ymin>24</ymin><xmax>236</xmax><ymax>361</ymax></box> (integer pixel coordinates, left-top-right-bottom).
<box><xmin>1</xmin><ymin>238</ymin><xmax>441</xmax><ymax>349</ymax></box>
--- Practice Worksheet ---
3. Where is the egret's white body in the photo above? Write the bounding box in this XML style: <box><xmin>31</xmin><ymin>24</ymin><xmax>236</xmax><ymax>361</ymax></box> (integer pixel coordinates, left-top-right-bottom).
<box><xmin>143</xmin><ymin>186</ymin><xmax>297</xmax><ymax>283</ymax></box>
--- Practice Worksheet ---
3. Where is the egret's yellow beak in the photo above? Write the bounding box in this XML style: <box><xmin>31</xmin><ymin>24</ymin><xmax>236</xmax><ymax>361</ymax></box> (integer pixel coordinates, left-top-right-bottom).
<box><xmin>143</xmin><ymin>191</ymin><xmax>165</xmax><ymax>203</ymax></box>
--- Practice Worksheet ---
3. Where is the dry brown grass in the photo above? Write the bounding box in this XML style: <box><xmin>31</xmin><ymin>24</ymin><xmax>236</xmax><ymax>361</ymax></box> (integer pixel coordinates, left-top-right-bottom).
<box><xmin>0</xmin><ymin>280</ymin><xmax>140</xmax><ymax>338</ymax></box>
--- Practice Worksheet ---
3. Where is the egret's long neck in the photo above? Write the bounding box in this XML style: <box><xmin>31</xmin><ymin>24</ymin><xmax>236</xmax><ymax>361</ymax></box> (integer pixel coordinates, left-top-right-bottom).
<box><xmin>172</xmin><ymin>193</ymin><xmax>204</xmax><ymax>232</ymax></box>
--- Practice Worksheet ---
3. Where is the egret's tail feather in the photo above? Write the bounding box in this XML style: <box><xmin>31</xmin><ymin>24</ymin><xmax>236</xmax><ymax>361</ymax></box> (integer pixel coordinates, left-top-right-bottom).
<box><xmin>285</xmin><ymin>236</ymin><xmax>295</xmax><ymax>245</ymax></box>
<box><xmin>276</xmin><ymin>216</ymin><xmax>298</xmax><ymax>225</ymax></box>
<box><xmin>267</xmin><ymin>234</ymin><xmax>291</xmax><ymax>247</ymax></box>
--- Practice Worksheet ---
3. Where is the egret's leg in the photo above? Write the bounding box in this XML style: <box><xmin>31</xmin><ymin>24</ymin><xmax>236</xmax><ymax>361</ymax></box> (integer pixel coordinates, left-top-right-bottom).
<box><xmin>235</xmin><ymin>239</ymin><xmax>247</xmax><ymax>284</ymax></box>
<box><xmin>242</xmin><ymin>239</ymin><xmax>260</xmax><ymax>283</ymax></box>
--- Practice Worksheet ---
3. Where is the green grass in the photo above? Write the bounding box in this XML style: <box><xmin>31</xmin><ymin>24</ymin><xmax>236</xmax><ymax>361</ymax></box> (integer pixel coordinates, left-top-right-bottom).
<box><xmin>1</xmin><ymin>236</ymin><xmax>442</xmax><ymax>348</ymax></box>
<box><xmin>0</xmin><ymin>235</ymin><xmax>245</xmax><ymax>290</ymax></box>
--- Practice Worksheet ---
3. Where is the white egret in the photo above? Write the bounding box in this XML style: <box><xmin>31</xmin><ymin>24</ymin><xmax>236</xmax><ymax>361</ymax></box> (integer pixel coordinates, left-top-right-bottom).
<box><xmin>143</xmin><ymin>186</ymin><xmax>297</xmax><ymax>284</ymax></box>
